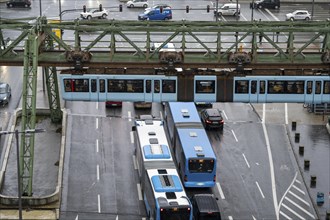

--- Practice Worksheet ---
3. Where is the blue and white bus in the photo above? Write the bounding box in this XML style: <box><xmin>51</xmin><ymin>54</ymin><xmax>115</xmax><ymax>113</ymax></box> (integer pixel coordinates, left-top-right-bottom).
<box><xmin>164</xmin><ymin>102</ymin><xmax>217</xmax><ymax>188</ymax></box>
<box><xmin>142</xmin><ymin>168</ymin><xmax>193</xmax><ymax>220</ymax></box>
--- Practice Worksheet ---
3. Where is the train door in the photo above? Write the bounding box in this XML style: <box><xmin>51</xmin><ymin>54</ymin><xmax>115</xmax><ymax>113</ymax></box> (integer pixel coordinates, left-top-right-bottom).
<box><xmin>305</xmin><ymin>80</ymin><xmax>322</xmax><ymax>104</ymax></box>
<box><xmin>144</xmin><ymin>79</ymin><xmax>161</xmax><ymax>102</ymax></box>
<box><xmin>249</xmin><ymin>80</ymin><xmax>258</xmax><ymax>102</ymax></box>
<box><xmin>89</xmin><ymin>77</ymin><xmax>98</xmax><ymax>101</ymax></box>
<box><xmin>257</xmin><ymin>80</ymin><xmax>267</xmax><ymax>102</ymax></box>
<box><xmin>89</xmin><ymin>78</ymin><xmax>106</xmax><ymax>101</ymax></box>
<box><xmin>194</xmin><ymin>76</ymin><xmax>217</xmax><ymax>103</ymax></box>
<box><xmin>98</xmin><ymin>79</ymin><xmax>106</xmax><ymax>101</ymax></box>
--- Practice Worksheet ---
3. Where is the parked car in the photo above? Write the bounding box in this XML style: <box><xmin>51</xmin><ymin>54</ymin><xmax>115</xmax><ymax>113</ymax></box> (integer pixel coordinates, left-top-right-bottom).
<box><xmin>80</xmin><ymin>9</ymin><xmax>108</xmax><ymax>20</ymax></box>
<box><xmin>145</xmin><ymin>3</ymin><xmax>171</xmax><ymax>11</ymax></box>
<box><xmin>286</xmin><ymin>10</ymin><xmax>311</xmax><ymax>21</ymax></box>
<box><xmin>252</xmin><ymin>0</ymin><xmax>280</xmax><ymax>9</ymax></box>
<box><xmin>200</xmin><ymin>108</ymin><xmax>224</xmax><ymax>130</ymax></box>
<box><xmin>6</xmin><ymin>0</ymin><xmax>31</xmax><ymax>8</ymax></box>
<box><xmin>134</xmin><ymin>102</ymin><xmax>152</xmax><ymax>109</ymax></box>
<box><xmin>105</xmin><ymin>101</ymin><xmax>122</xmax><ymax>107</ymax></box>
<box><xmin>214</xmin><ymin>3</ymin><xmax>240</xmax><ymax>16</ymax></box>
<box><xmin>138</xmin><ymin>8</ymin><xmax>172</xmax><ymax>21</ymax></box>
<box><xmin>0</xmin><ymin>83</ymin><xmax>11</xmax><ymax>106</ymax></box>
<box><xmin>126</xmin><ymin>0</ymin><xmax>148</xmax><ymax>8</ymax></box>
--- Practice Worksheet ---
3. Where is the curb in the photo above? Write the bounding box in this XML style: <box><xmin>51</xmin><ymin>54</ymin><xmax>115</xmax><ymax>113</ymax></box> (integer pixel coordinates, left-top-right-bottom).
<box><xmin>0</xmin><ymin>108</ymin><xmax>67</xmax><ymax>207</ymax></box>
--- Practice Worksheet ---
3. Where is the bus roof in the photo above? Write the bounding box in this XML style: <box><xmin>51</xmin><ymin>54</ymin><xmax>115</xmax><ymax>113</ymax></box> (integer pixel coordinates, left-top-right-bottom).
<box><xmin>176</xmin><ymin>128</ymin><xmax>216</xmax><ymax>159</ymax></box>
<box><xmin>167</xmin><ymin>102</ymin><xmax>203</xmax><ymax>127</ymax></box>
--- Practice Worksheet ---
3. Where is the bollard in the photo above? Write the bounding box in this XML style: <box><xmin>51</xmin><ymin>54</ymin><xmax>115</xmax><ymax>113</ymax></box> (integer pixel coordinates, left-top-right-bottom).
<box><xmin>310</xmin><ymin>175</ymin><xmax>316</xmax><ymax>187</ymax></box>
<box><xmin>292</xmin><ymin>121</ymin><xmax>296</xmax><ymax>131</ymax></box>
<box><xmin>304</xmin><ymin>160</ymin><xmax>310</xmax><ymax>169</ymax></box>
<box><xmin>299</xmin><ymin>146</ymin><xmax>304</xmax><ymax>155</ymax></box>
<box><xmin>295</xmin><ymin>133</ymin><xmax>300</xmax><ymax>143</ymax></box>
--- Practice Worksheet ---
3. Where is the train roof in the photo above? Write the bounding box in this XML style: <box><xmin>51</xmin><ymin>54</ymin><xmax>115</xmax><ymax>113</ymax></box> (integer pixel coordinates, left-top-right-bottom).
<box><xmin>176</xmin><ymin>128</ymin><xmax>216</xmax><ymax>159</ymax></box>
<box><xmin>236</xmin><ymin>75</ymin><xmax>330</xmax><ymax>80</ymax></box>
<box><xmin>167</xmin><ymin>102</ymin><xmax>203</xmax><ymax>127</ymax></box>
<box><xmin>147</xmin><ymin>169</ymin><xmax>190</xmax><ymax>207</ymax></box>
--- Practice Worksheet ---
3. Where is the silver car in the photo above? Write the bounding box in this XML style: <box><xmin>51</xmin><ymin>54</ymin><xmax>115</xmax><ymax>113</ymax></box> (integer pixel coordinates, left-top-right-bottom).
<box><xmin>286</xmin><ymin>10</ymin><xmax>311</xmax><ymax>21</ymax></box>
<box><xmin>0</xmin><ymin>83</ymin><xmax>11</xmax><ymax>106</ymax></box>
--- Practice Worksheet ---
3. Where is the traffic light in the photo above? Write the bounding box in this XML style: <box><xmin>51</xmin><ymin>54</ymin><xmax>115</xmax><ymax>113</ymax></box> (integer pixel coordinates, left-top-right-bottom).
<box><xmin>83</xmin><ymin>5</ymin><xmax>86</xmax><ymax>13</ymax></box>
<box><xmin>119</xmin><ymin>4</ymin><xmax>123</xmax><ymax>12</ymax></box>
<box><xmin>207</xmin><ymin>5</ymin><xmax>210</xmax><ymax>13</ymax></box>
<box><xmin>186</xmin><ymin>5</ymin><xmax>189</xmax><ymax>13</ymax></box>
<box><xmin>99</xmin><ymin>4</ymin><xmax>102</xmax><ymax>11</ymax></box>
<box><xmin>160</xmin><ymin>6</ymin><xmax>163</xmax><ymax>13</ymax></box>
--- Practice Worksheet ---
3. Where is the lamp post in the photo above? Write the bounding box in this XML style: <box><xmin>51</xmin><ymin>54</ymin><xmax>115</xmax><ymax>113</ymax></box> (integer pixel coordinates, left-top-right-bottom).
<box><xmin>0</xmin><ymin>128</ymin><xmax>45</xmax><ymax>220</ymax></box>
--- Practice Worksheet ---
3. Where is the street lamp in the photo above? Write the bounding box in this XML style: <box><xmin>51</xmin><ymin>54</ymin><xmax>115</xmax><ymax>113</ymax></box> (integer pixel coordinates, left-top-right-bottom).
<box><xmin>0</xmin><ymin>128</ymin><xmax>45</xmax><ymax>220</ymax></box>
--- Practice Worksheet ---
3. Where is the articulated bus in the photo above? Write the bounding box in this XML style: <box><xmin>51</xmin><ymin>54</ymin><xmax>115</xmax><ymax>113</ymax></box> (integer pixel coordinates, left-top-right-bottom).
<box><xmin>142</xmin><ymin>168</ymin><xmax>193</xmax><ymax>220</ymax></box>
<box><xmin>164</xmin><ymin>102</ymin><xmax>217</xmax><ymax>188</ymax></box>
<box><xmin>132</xmin><ymin>117</ymin><xmax>193</xmax><ymax>220</ymax></box>
<box><xmin>59</xmin><ymin>72</ymin><xmax>330</xmax><ymax>104</ymax></box>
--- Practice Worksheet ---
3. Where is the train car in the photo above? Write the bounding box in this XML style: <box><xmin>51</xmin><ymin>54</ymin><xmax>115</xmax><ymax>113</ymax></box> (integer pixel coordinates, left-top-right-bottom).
<box><xmin>142</xmin><ymin>168</ymin><xmax>193</xmax><ymax>220</ymax></box>
<box><xmin>233</xmin><ymin>75</ymin><xmax>330</xmax><ymax>104</ymax></box>
<box><xmin>164</xmin><ymin>102</ymin><xmax>217</xmax><ymax>188</ymax></box>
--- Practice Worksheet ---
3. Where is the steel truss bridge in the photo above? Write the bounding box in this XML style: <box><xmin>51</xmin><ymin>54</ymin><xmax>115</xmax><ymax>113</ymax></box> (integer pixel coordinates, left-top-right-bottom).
<box><xmin>0</xmin><ymin>17</ymin><xmax>329</xmax><ymax>201</ymax></box>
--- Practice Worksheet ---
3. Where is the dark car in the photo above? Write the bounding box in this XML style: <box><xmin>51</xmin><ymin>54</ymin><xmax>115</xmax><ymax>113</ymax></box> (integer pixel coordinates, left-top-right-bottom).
<box><xmin>252</xmin><ymin>0</ymin><xmax>280</xmax><ymax>9</ymax></box>
<box><xmin>105</xmin><ymin>101</ymin><xmax>122</xmax><ymax>107</ymax></box>
<box><xmin>191</xmin><ymin>194</ymin><xmax>221</xmax><ymax>220</ymax></box>
<box><xmin>0</xmin><ymin>83</ymin><xmax>12</xmax><ymax>106</ymax></box>
<box><xmin>6</xmin><ymin>0</ymin><xmax>31</xmax><ymax>8</ymax></box>
<box><xmin>201</xmin><ymin>108</ymin><xmax>224</xmax><ymax>130</ymax></box>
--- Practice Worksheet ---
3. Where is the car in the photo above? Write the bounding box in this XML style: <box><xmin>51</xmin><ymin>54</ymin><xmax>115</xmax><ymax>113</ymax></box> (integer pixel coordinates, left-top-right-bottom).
<box><xmin>80</xmin><ymin>9</ymin><xmax>108</xmax><ymax>20</ymax></box>
<box><xmin>0</xmin><ymin>83</ymin><xmax>11</xmax><ymax>106</ymax></box>
<box><xmin>134</xmin><ymin>102</ymin><xmax>152</xmax><ymax>109</ymax></box>
<box><xmin>6</xmin><ymin>0</ymin><xmax>31</xmax><ymax>8</ymax></box>
<box><xmin>214</xmin><ymin>3</ymin><xmax>240</xmax><ymax>16</ymax></box>
<box><xmin>191</xmin><ymin>194</ymin><xmax>221</xmax><ymax>220</ymax></box>
<box><xmin>105</xmin><ymin>101</ymin><xmax>122</xmax><ymax>107</ymax></box>
<box><xmin>126</xmin><ymin>0</ymin><xmax>148</xmax><ymax>8</ymax></box>
<box><xmin>286</xmin><ymin>10</ymin><xmax>311</xmax><ymax>21</ymax></box>
<box><xmin>252</xmin><ymin>0</ymin><xmax>280</xmax><ymax>9</ymax></box>
<box><xmin>138</xmin><ymin>8</ymin><xmax>172</xmax><ymax>21</ymax></box>
<box><xmin>145</xmin><ymin>3</ymin><xmax>171</xmax><ymax>11</ymax></box>
<box><xmin>200</xmin><ymin>108</ymin><xmax>224</xmax><ymax>130</ymax></box>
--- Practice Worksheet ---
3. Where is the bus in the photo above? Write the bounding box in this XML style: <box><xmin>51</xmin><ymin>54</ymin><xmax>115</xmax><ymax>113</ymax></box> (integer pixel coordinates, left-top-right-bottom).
<box><xmin>142</xmin><ymin>168</ymin><xmax>192</xmax><ymax>220</ymax></box>
<box><xmin>164</xmin><ymin>102</ymin><xmax>217</xmax><ymax>188</ymax></box>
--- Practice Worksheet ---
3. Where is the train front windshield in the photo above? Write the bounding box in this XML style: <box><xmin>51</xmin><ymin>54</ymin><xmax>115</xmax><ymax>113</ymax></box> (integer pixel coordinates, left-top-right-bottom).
<box><xmin>160</xmin><ymin>207</ymin><xmax>191</xmax><ymax>220</ymax></box>
<box><xmin>188</xmin><ymin>159</ymin><xmax>214</xmax><ymax>173</ymax></box>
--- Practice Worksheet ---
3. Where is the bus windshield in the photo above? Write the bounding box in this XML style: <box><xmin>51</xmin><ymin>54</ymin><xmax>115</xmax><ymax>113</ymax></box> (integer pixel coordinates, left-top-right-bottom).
<box><xmin>160</xmin><ymin>207</ymin><xmax>191</xmax><ymax>220</ymax></box>
<box><xmin>188</xmin><ymin>159</ymin><xmax>214</xmax><ymax>173</ymax></box>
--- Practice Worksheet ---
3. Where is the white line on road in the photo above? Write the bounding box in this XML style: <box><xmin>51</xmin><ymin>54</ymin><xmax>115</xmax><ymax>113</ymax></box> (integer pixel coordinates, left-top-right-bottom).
<box><xmin>252</xmin><ymin>215</ymin><xmax>257</xmax><ymax>220</ymax></box>
<box><xmin>160</xmin><ymin>111</ymin><xmax>163</xmax><ymax>120</ymax></box>
<box><xmin>96</xmin><ymin>102</ymin><xmax>98</xmax><ymax>110</ymax></box>
<box><xmin>262</xmin><ymin>103</ymin><xmax>266</xmax><ymax>123</ymax></box>
<box><xmin>75</xmin><ymin>215</ymin><xmax>79</xmax><ymax>220</ymax></box>
<box><xmin>137</xmin><ymin>183</ymin><xmax>143</xmax><ymax>200</ymax></box>
<box><xmin>216</xmin><ymin>182</ymin><xmax>225</xmax><ymax>199</ymax></box>
<box><xmin>285</xmin><ymin>197</ymin><xmax>315</xmax><ymax>219</ymax></box>
<box><xmin>228</xmin><ymin>216</ymin><xmax>233</xmax><ymax>220</ymax></box>
<box><xmin>96</xmin><ymin>118</ymin><xmax>99</xmax><ymax>129</ymax></box>
<box><xmin>265</xmin><ymin>8</ymin><xmax>280</xmax><ymax>21</ymax></box>
<box><xmin>96</xmin><ymin>164</ymin><xmax>100</xmax><ymax>181</ymax></box>
<box><xmin>130</xmin><ymin>131</ymin><xmax>134</xmax><ymax>144</ymax></box>
<box><xmin>116</xmin><ymin>215</ymin><xmax>118</xmax><ymax>220</ymax></box>
<box><xmin>242</xmin><ymin>153</ymin><xmax>250</xmax><ymax>168</ymax></box>
<box><xmin>222</xmin><ymin>110</ymin><xmax>228</xmax><ymax>120</ymax></box>
<box><xmin>231</xmin><ymin>130</ymin><xmax>238</xmax><ymax>142</ymax></box>
<box><xmin>256</xmin><ymin>181</ymin><xmax>265</xmax><ymax>199</ymax></box>
<box><xmin>288</xmin><ymin>191</ymin><xmax>310</xmax><ymax>207</ymax></box>
<box><xmin>282</xmin><ymin>203</ymin><xmax>305</xmax><ymax>220</ymax></box>
<box><xmin>295</xmin><ymin>179</ymin><xmax>302</xmax><ymax>185</ymax></box>
<box><xmin>98</xmin><ymin>194</ymin><xmax>101</xmax><ymax>213</ymax></box>
<box><xmin>292</xmin><ymin>185</ymin><xmax>305</xmax><ymax>195</ymax></box>
<box><xmin>133</xmin><ymin>155</ymin><xmax>138</xmax><ymax>170</ymax></box>
<box><xmin>128</xmin><ymin>111</ymin><xmax>132</xmax><ymax>122</ymax></box>
<box><xmin>280</xmin><ymin>210</ymin><xmax>293</xmax><ymax>220</ymax></box>
<box><xmin>96</xmin><ymin>139</ymin><xmax>99</xmax><ymax>153</ymax></box>
<box><xmin>285</xmin><ymin>103</ymin><xmax>288</xmax><ymax>125</ymax></box>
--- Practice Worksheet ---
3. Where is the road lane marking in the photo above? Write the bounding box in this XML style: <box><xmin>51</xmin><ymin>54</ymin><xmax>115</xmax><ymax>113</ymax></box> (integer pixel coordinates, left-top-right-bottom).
<box><xmin>130</xmin><ymin>131</ymin><xmax>134</xmax><ymax>144</ymax></box>
<box><xmin>288</xmin><ymin>191</ymin><xmax>310</xmax><ymax>207</ymax></box>
<box><xmin>160</xmin><ymin>111</ymin><xmax>163</xmax><ymax>120</ymax></box>
<box><xmin>96</xmin><ymin>102</ymin><xmax>98</xmax><ymax>110</ymax></box>
<box><xmin>96</xmin><ymin>118</ymin><xmax>99</xmax><ymax>129</ymax></box>
<box><xmin>116</xmin><ymin>215</ymin><xmax>118</xmax><ymax>220</ymax></box>
<box><xmin>96</xmin><ymin>164</ymin><xmax>100</xmax><ymax>181</ymax></box>
<box><xmin>262</xmin><ymin>103</ymin><xmax>266</xmax><ymax>123</ymax></box>
<box><xmin>137</xmin><ymin>183</ymin><xmax>143</xmax><ymax>200</ymax></box>
<box><xmin>280</xmin><ymin>210</ymin><xmax>292</xmax><ymax>220</ymax></box>
<box><xmin>265</xmin><ymin>8</ymin><xmax>280</xmax><ymax>21</ymax></box>
<box><xmin>228</xmin><ymin>216</ymin><xmax>233</xmax><ymax>220</ymax></box>
<box><xmin>292</xmin><ymin>185</ymin><xmax>305</xmax><ymax>195</ymax></box>
<box><xmin>252</xmin><ymin>215</ymin><xmax>257</xmax><ymax>220</ymax></box>
<box><xmin>284</xmin><ymin>197</ymin><xmax>315</xmax><ymax>219</ymax></box>
<box><xmin>231</xmin><ymin>130</ymin><xmax>238</xmax><ymax>142</ymax></box>
<box><xmin>96</xmin><ymin>139</ymin><xmax>99</xmax><ymax>153</ymax></box>
<box><xmin>216</xmin><ymin>182</ymin><xmax>225</xmax><ymax>199</ymax></box>
<box><xmin>75</xmin><ymin>214</ymin><xmax>79</xmax><ymax>220</ymax></box>
<box><xmin>133</xmin><ymin>155</ymin><xmax>138</xmax><ymax>170</ymax></box>
<box><xmin>295</xmin><ymin>179</ymin><xmax>302</xmax><ymax>184</ymax></box>
<box><xmin>285</xmin><ymin>103</ymin><xmax>288</xmax><ymax>125</ymax></box>
<box><xmin>223</xmin><ymin>110</ymin><xmax>228</xmax><ymax>120</ymax></box>
<box><xmin>242</xmin><ymin>153</ymin><xmax>250</xmax><ymax>168</ymax></box>
<box><xmin>256</xmin><ymin>181</ymin><xmax>265</xmax><ymax>199</ymax></box>
<box><xmin>98</xmin><ymin>194</ymin><xmax>101</xmax><ymax>213</ymax></box>
<box><xmin>128</xmin><ymin>111</ymin><xmax>132</xmax><ymax>122</ymax></box>
<box><xmin>282</xmin><ymin>203</ymin><xmax>305</xmax><ymax>220</ymax></box>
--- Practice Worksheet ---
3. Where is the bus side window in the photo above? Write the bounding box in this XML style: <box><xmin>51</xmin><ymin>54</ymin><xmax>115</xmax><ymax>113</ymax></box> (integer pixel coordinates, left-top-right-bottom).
<box><xmin>259</xmin><ymin>81</ymin><xmax>265</xmax><ymax>94</ymax></box>
<box><xmin>315</xmin><ymin>81</ymin><xmax>321</xmax><ymax>94</ymax></box>
<box><xmin>323</xmin><ymin>81</ymin><xmax>330</xmax><ymax>94</ymax></box>
<box><xmin>251</xmin><ymin>81</ymin><xmax>257</xmax><ymax>94</ymax></box>
<box><xmin>307</xmin><ymin>81</ymin><xmax>312</xmax><ymax>94</ymax></box>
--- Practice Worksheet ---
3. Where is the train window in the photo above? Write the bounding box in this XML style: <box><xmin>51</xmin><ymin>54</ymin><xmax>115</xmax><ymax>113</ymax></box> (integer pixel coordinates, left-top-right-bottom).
<box><xmin>235</xmin><ymin>80</ymin><xmax>248</xmax><ymax>93</ymax></box>
<box><xmin>195</xmin><ymin>80</ymin><xmax>215</xmax><ymax>93</ymax></box>
<box><xmin>268</xmin><ymin>81</ymin><xmax>304</xmax><ymax>94</ymax></box>
<box><xmin>64</xmin><ymin>79</ymin><xmax>72</xmax><ymax>92</ymax></box>
<box><xmin>315</xmin><ymin>81</ymin><xmax>321</xmax><ymax>94</ymax></box>
<box><xmin>260</xmin><ymin>81</ymin><xmax>265</xmax><ymax>94</ymax></box>
<box><xmin>91</xmin><ymin>79</ymin><xmax>97</xmax><ymax>92</ymax></box>
<box><xmin>324</xmin><ymin>81</ymin><xmax>330</xmax><ymax>94</ymax></box>
<box><xmin>251</xmin><ymin>81</ymin><xmax>257</xmax><ymax>94</ymax></box>
<box><xmin>108</xmin><ymin>79</ymin><xmax>143</xmax><ymax>93</ymax></box>
<box><xmin>307</xmin><ymin>81</ymin><xmax>312</xmax><ymax>94</ymax></box>
<box><xmin>154</xmin><ymin>80</ymin><xmax>160</xmax><ymax>93</ymax></box>
<box><xmin>100</xmin><ymin>79</ymin><xmax>105</xmax><ymax>93</ymax></box>
<box><xmin>74</xmin><ymin>79</ymin><xmax>89</xmax><ymax>92</ymax></box>
<box><xmin>162</xmin><ymin>80</ymin><xmax>176</xmax><ymax>93</ymax></box>
<box><xmin>146</xmin><ymin>80</ymin><xmax>151</xmax><ymax>93</ymax></box>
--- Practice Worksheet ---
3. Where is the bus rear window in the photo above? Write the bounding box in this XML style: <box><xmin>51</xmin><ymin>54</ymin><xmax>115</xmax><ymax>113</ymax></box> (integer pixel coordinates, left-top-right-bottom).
<box><xmin>188</xmin><ymin>159</ymin><xmax>214</xmax><ymax>173</ymax></box>
<box><xmin>160</xmin><ymin>207</ymin><xmax>191</xmax><ymax>220</ymax></box>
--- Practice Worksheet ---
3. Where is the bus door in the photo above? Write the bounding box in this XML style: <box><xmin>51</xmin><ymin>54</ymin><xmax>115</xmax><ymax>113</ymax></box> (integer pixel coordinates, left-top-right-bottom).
<box><xmin>194</xmin><ymin>76</ymin><xmax>217</xmax><ymax>103</ymax></box>
<box><xmin>144</xmin><ymin>79</ymin><xmax>161</xmax><ymax>102</ymax></box>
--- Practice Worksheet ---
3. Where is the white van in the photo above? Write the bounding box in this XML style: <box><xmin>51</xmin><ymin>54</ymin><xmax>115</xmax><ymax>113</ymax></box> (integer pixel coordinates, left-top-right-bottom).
<box><xmin>214</xmin><ymin>3</ymin><xmax>240</xmax><ymax>16</ymax></box>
